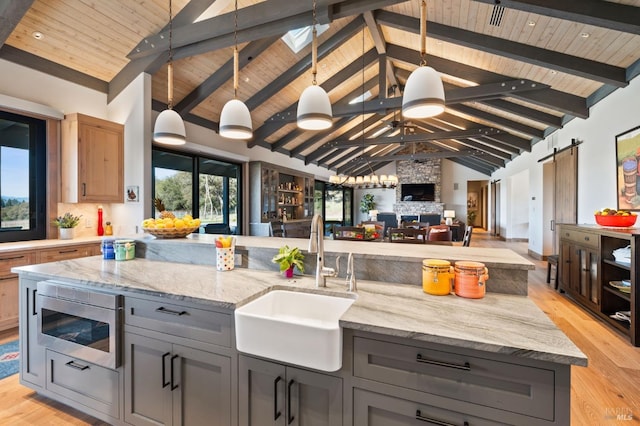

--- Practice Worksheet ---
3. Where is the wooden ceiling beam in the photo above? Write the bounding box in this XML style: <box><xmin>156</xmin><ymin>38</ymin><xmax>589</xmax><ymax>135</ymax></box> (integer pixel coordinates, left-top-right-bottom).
<box><xmin>324</xmin><ymin>128</ymin><xmax>503</xmax><ymax>149</ymax></box>
<box><xmin>377</xmin><ymin>10</ymin><xmax>628</xmax><ymax>87</ymax></box>
<box><xmin>0</xmin><ymin>0</ymin><xmax>35</xmax><ymax>46</ymax></box>
<box><xmin>447</xmin><ymin>104</ymin><xmax>545</xmax><ymax>140</ymax></box>
<box><xmin>249</xmin><ymin>46</ymin><xmax>378</xmax><ymax>148</ymax></box>
<box><xmin>175</xmin><ymin>35</ymin><xmax>280</xmax><ymax>116</ymax></box>
<box><xmin>267</xmin><ymin>79</ymin><xmax>546</xmax><ymax>123</ymax></box>
<box><xmin>268</xmin><ymin>77</ymin><xmax>378</xmax><ymax>153</ymax></box>
<box><xmin>471</xmin><ymin>0</ymin><xmax>640</xmax><ymax>35</ymax></box>
<box><xmin>108</xmin><ymin>0</ymin><xmax>217</xmax><ymax>102</ymax></box>
<box><xmin>386</xmin><ymin>43</ymin><xmax>589</xmax><ymax>118</ymax></box>
<box><xmin>128</xmin><ymin>0</ymin><xmax>407</xmax><ymax>60</ymax></box>
<box><xmin>305</xmin><ymin>115</ymin><xmax>382</xmax><ymax>163</ymax></box>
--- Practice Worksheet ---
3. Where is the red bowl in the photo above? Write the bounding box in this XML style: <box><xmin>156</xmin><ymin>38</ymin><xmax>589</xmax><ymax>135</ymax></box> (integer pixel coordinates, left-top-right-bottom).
<box><xmin>594</xmin><ymin>214</ymin><xmax>638</xmax><ymax>227</ymax></box>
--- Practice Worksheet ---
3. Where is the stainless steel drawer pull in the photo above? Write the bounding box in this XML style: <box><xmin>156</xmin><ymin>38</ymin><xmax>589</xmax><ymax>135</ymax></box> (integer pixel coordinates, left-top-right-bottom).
<box><xmin>65</xmin><ymin>360</ymin><xmax>90</xmax><ymax>371</ymax></box>
<box><xmin>416</xmin><ymin>353</ymin><xmax>471</xmax><ymax>371</ymax></box>
<box><xmin>0</xmin><ymin>255</ymin><xmax>25</xmax><ymax>261</ymax></box>
<box><xmin>415</xmin><ymin>410</ymin><xmax>468</xmax><ymax>426</ymax></box>
<box><xmin>156</xmin><ymin>306</ymin><xmax>187</xmax><ymax>316</ymax></box>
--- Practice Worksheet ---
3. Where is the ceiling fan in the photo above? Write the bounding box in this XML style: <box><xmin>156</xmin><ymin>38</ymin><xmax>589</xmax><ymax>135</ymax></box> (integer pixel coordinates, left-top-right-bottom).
<box><xmin>379</xmin><ymin>85</ymin><xmax>417</xmax><ymax>132</ymax></box>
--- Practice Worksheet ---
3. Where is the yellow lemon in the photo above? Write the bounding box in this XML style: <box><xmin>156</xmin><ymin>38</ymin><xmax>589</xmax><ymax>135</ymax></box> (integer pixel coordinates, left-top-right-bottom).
<box><xmin>183</xmin><ymin>214</ymin><xmax>193</xmax><ymax>221</ymax></box>
<box><xmin>174</xmin><ymin>219</ymin><xmax>185</xmax><ymax>229</ymax></box>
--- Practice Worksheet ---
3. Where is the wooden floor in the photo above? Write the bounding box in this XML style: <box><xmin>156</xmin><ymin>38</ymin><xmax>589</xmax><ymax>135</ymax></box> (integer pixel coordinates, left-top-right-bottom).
<box><xmin>1</xmin><ymin>231</ymin><xmax>639</xmax><ymax>425</ymax></box>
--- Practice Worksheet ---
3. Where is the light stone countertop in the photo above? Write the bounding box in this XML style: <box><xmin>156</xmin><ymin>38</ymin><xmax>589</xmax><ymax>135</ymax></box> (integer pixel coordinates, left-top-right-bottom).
<box><xmin>13</xmin><ymin>255</ymin><xmax>586</xmax><ymax>367</ymax></box>
<box><xmin>142</xmin><ymin>233</ymin><xmax>535</xmax><ymax>270</ymax></box>
<box><xmin>0</xmin><ymin>236</ymin><xmax>104</xmax><ymax>253</ymax></box>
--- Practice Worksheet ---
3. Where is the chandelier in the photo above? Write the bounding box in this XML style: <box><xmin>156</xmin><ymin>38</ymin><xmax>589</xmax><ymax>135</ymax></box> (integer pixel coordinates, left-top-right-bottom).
<box><xmin>329</xmin><ymin>173</ymin><xmax>398</xmax><ymax>189</ymax></box>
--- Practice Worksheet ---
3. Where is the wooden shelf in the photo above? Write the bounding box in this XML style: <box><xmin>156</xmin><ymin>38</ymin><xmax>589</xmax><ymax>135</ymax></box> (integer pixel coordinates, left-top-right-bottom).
<box><xmin>603</xmin><ymin>258</ymin><xmax>631</xmax><ymax>271</ymax></box>
<box><xmin>603</xmin><ymin>284</ymin><xmax>631</xmax><ymax>302</ymax></box>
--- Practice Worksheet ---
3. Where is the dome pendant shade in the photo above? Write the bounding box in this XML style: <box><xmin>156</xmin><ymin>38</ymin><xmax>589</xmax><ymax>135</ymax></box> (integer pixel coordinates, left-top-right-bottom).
<box><xmin>219</xmin><ymin>99</ymin><xmax>252</xmax><ymax>139</ymax></box>
<box><xmin>402</xmin><ymin>66</ymin><xmax>445</xmax><ymax>119</ymax></box>
<box><xmin>297</xmin><ymin>85</ymin><xmax>333</xmax><ymax>130</ymax></box>
<box><xmin>154</xmin><ymin>109</ymin><xmax>186</xmax><ymax>145</ymax></box>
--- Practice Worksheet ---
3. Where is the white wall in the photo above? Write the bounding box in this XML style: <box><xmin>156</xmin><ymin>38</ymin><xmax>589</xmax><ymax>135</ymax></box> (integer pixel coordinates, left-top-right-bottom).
<box><xmin>441</xmin><ymin>160</ymin><xmax>490</xmax><ymax>224</ymax></box>
<box><xmin>487</xmin><ymin>75</ymin><xmax>640</xmax><ymax>255</ymax></box>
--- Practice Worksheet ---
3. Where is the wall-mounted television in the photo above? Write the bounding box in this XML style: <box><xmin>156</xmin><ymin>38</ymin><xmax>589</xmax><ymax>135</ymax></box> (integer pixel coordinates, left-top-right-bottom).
<box><xmin>401</xmin><ymin>183</ymin><xmax>435</xmax><ymax>201</ymax></box>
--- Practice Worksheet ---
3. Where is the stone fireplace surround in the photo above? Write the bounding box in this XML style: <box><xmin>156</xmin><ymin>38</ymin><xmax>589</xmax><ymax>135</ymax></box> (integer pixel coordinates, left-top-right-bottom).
<box><xmin>391</xmin><ymin>153</ymin><xmax>444</xmax><ymax>220</ymax></box>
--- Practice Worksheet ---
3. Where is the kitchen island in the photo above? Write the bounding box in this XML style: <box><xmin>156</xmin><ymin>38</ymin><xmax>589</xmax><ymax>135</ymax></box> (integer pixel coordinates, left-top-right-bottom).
<box><xmin>139</xmin><ymin>233</ymin><xmax>535</xmax><ymax>295</ymax></box>
<box><xmin>14</xmin><ymin>251</ymin><xmax>585</xmax><ymax>426</ymax></box>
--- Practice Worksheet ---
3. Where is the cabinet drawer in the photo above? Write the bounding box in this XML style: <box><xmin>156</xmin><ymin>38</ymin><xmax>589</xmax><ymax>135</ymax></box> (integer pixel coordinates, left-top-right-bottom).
<box><xmin>559</xmin><ymin>229</ymin><xmax>598</xmax><ymax>249</ymax></box>
<box><xmin>354</xmin><ymin>388</ymin><xmax>509</xmax><ymax>426</ymax></box>
<box><xmin>353</xmin><ymin>337</ymin><xmax>555</xmax><ymax>421</ymax></box>
<box><xmin>0</xmin><ymin>251</ymin><xmax>36</xmax><ymax>277</ymax></box>
<box><xmin>39</xmin><ymin>244</ymin><xmax>97</xmax><ymax>263</ymax></box>
<box><xmin>125</xmin><ymin>297</ymin><xmax>231</xmax><ymax>347</ymax></box>
<box><xmin>46</xmin><ymin>349</ymin><xmax>120</xmax><ymax>418</ymax></box>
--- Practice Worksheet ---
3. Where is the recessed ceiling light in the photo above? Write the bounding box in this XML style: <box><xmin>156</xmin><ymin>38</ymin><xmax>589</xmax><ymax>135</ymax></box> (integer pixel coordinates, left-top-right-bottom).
<box><xmin>527</xmin><ymin>21</ymin><xmax>536</xmax><ymax>27</ymax></box>
<box><xmin>32</xmin><ymin>31</ymin><xmax>44</xmax><ymax>40</ymax></box>
<box><xmin>244</xmin><ymin>77</ymin><xmax>250</xmax><ymax>83</ymax></box>
<box><xmin>580</xmin><ymin>32</ymin><xmax>590</xmax><ymax>38</ymax></box>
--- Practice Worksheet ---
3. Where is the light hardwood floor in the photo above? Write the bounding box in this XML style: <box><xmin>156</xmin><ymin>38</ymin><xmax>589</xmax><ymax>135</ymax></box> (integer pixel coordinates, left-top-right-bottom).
<box><xmin>1</xmin><ymin>232</ymin><xmax>639</xmax><ymax>425</ymax></box>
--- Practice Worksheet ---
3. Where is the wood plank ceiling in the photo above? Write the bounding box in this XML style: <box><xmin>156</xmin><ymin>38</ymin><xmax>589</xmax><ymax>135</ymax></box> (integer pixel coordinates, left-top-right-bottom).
<box><xmin>2</xmin><ymin>0</ymin><xmax>640</xmax><ymax>175</ymax></box>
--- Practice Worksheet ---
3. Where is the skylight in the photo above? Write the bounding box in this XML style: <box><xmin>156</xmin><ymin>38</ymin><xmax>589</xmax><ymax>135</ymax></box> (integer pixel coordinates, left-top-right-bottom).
<box><xmin>282</xmin><ymin>24</ymin><xmax>330</xmax><ymax>54</ymax></box>
<box><xmin>349</xmin><ymin>90</ymin><xmax>373</xmax><ymax>104</ymax></box>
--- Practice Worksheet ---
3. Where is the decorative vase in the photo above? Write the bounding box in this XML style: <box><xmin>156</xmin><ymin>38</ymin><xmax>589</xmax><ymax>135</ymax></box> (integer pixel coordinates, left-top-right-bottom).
<box><xmin>285</xmin><ymin>267</ymin><xmax>294</xmax><ymax>278</ymax></box>
<box><xmin>59</xmin><ymin>228</ymin><xmax>74</xmax><ymax>240</ymax></box>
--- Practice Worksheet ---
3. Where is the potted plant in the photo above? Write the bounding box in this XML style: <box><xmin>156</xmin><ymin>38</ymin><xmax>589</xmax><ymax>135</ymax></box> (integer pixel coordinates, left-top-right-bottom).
<box><xmin>52</xmin><ymin>212</ymin><xmax>82</xmax><ymax>240</ymax></box>
<box><xmin>272</xmin><ymin>245</ymin><xmax>305</xmax><ymax>278</ymax></box>
<box><xmin>360</xmin><ymin>193</ymin><xmax>376</xmax><ymax>214</ymax></box>
<box><xmin>467</xmin><ymin>210</ymin><xmax>477</xmax><ymax>226</ymax></box>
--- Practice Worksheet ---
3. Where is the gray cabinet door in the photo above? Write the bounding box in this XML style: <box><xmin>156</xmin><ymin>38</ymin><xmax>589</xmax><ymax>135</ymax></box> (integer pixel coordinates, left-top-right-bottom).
<box><xmin>19</xmin><ymin>278</ymin><xmax>44</xmax><ymax>388</ymax></box>
<box><xmin>239</xmin><ymin>355</ymin><xmax>343</xmax><ymax>426</ymax></box>
<box><xmin>173</xmin><ymin>343</ymin><xmax>232</xmax><ymax>426</ymax></box>
<box><xmin>239</xmin><ymin>355</ymin><xmax>287</xmax><ymax>426</ymax></box>
<box><xmin>124</xmin><ymin>332</ymin><xmax>173</xmax><ymax>426</ymax></box>
<box><xmin>288</xmin><ymin>366</ymin><xmax>343</xmax><ymax>426</ymax></box>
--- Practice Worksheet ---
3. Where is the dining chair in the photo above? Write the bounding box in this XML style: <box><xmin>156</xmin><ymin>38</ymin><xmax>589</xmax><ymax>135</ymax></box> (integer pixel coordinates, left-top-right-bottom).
<box><xmin>361</xmin><ymin>221</ymin><xmax>385</xmax><ymax>241</ymax></box>
<box><xmin>282</xmin><ymin>220</ymin><xmax>312</xmax><ymax>238</ymax></box>
<box><xmin>428</xmin><ymin>225</ymin><xmax>452</xmax><ymax>242</ymax></box>
<box><xmin>333</xmin><ymin>226</ymin><xmax>366</xmax><ymax>240</ymax></box>
<box><xmin>388</xmin><ymin>227</ymin><xmax>427</xmax><ymax>243</ymax></box>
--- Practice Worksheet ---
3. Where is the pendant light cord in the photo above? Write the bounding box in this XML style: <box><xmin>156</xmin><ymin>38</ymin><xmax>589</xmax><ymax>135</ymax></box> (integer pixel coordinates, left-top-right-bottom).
<box><xmin>362</xmin><ymin>25</ymin><xmax>374</xmax><ymax>176</ymax></box>
<box><xmin>233</xmin><ymin>0</ymin><xmax>239</xmax><ymax>98</ymax></box>
<box><xmin>311</xmin><ymin>0</ymin><xmax>318</xmax><ymax>85</ymax></box>
<box><xmin>167</xmin><ymin>0</ymin><xmax>174</xmax><ymax>109</ymax></box>
<box><xmin>420</xmin><ymin>0</ymin><xmax>427</xmax><ymax>66</ymax></box>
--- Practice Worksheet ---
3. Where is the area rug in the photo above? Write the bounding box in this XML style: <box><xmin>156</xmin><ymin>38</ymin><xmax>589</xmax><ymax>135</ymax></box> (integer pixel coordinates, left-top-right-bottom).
<box><xmin>0</xmin><ymin>340</ymin><xmax>19</xmax><ymax>380</ymax></box>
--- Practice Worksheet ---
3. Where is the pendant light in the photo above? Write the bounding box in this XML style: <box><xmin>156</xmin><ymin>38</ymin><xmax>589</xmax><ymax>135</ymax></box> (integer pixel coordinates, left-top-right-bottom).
<box><xmin>219</xmin><ymin>0</ymin><xmax>252</xmax><ymax>139</ymax></box>
<box><xmin>402</xmin><ymin>0</ymin><xmax>445</xmax><ymax>119</ymax></box>
<box><xmin>297</xmin><ymin>0</ymin><xmax>332</xmax><ymax>130</ymax></box>
<box><xmin>154</xmin><ymin>0</ymin><xmax>186</xmax><ymax>145</ymax></box>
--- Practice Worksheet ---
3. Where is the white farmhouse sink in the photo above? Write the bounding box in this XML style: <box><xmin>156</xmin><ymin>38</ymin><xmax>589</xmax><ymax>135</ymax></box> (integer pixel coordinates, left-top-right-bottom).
<box><xmin>235</xmin><ymin>290</ymin><xmax>355</xmax><ymax>372</ymax></box>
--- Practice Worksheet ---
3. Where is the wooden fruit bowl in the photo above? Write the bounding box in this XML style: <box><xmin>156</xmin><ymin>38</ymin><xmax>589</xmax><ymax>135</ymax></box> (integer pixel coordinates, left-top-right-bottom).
<box><xmin>594</xmin><ymin>214</ymin><xmax>637</xmax><ymax>227</ymax></box>
<box><xmin>143</xmin><ymin>226</ymin><xmax>199</xmax><ymax>238</ymax></box>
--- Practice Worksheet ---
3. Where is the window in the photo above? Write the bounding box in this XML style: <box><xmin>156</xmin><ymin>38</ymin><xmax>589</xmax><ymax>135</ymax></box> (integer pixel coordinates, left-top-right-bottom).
<box><xmin>0</xmin><ymin>111</ymin><xmax>46</xmax><ymax>242</ymax></box>
<box><xmin>152</xmin><ymin>148</ymin><xmax>242</xmax><ymax>233</ymax></box>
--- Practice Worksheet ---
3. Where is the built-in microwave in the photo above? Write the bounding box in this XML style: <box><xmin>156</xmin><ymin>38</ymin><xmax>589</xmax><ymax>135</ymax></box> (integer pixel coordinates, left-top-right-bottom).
<box><xmin>37</xmin><ymin>280</ymin><xmax>123</xmax><ymax>369</ymax></box>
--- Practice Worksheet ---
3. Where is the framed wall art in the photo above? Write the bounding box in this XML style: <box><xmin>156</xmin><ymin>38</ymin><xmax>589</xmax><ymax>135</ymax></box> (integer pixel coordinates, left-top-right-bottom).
<box><xmin>616</xmin><ymin>125</ymin><xmax>640</xmax><ymax>210</ymax></box>
<box><xmin>467</xmin><ymin>192</ymin><xmax>478</xmax><ymax>211</ymax></box>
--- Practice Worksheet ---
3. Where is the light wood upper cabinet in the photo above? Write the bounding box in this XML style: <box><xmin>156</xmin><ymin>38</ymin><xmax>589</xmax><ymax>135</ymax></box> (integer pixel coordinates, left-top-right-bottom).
<box><xmin>61</xmin><ymin>113</ymin><xmax>124</xmax><ymax>203</ymax></box>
